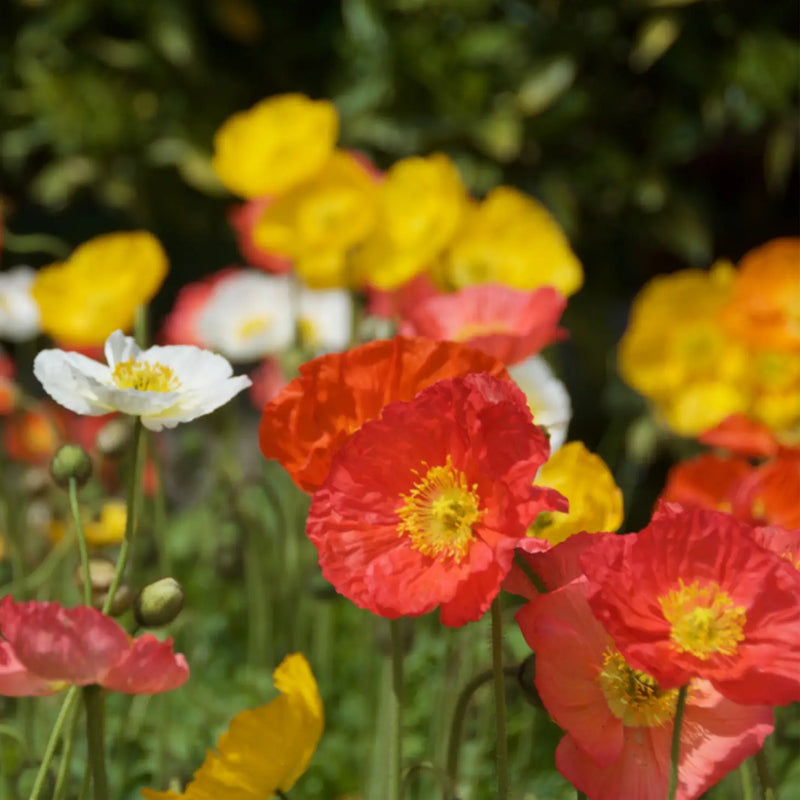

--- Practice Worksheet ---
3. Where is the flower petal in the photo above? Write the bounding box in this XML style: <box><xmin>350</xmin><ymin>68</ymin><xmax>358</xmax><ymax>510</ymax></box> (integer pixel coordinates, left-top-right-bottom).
<box><xmin>103</xmin><ymin>634</ymin><xmax>189</xmax><ymax>694</ymax></box>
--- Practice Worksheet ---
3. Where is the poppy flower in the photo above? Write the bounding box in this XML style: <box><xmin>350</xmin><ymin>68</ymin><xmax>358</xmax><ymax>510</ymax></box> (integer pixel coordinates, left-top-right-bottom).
<box><xmin>31</xmin><ymin>232</ymin><xmax>167</xmax><ymax>348</ymax></box>
<box><xmin>720</xmin><ymin>237</ymin><xmax>800</xmax><ymax>353</ymax></box>
<box><xmin>212</xmin><ymin>93</ymin><xmax>338</xmax><ymax>198</ymax></box>
<box><xmin>259</xmin><ymin>336</ymin><xmax>509</xmax><ymax>493</ymax></box>
<box><xmin>508</xmin><ymin>356</ymin><xmax>572</xmax><ymax>453</ymax></box>
<box><xmin>307</xmin><ymin>373</ymin><xmax>566</xmax><ymax>626</ymax></box>
<box><xmin>228</xmin><ymin>197</ymin><xmax>293</xmax><ymax>274</ymax></box>
<box><xmin>34</xmin><ymin>330</ymin><xmax>251</xmax><ymax>432</ymax></box>
<box><xmin>398</xmin><ymin>284</ymin><xmax>566</xmax><ymax>365</ymax></box>
<box><xmin>516</xmin><ymin>575</ymin><xmax>773</xmax><ymax>800</ymax></box>
<box><xmin>660</xmin><ymin>453</ymin><xmax>754</xmax><ymax>513</ymax></box>
<box><xmin>0</xmin><ymin>596</ymin><xmax>188</xmax><ymax>696</ymax></box>
<box><xmin>0</xmin><ymin>266</ymin><xmax>40</xmax><ymax>341</ymax></box>
<box><xmin>699</xmin><ymin>414</ymin><xmax>782</xmax><ymax>458</ymax></box>
<box><xmin>731</xmin><ymin>453</ymin><xmax>800</xmax><ymax>529</ymax></box>
<box><xmin>141</xmin><ymin>653</ymin><xmax>322</xmax><ymax>799</ymax></box>
<box><xmin>366</xmin><ymin>273</ymin><xmax>440</xmax><ymax>320</ymax></box>
<box><xmin>531</xmin><ymin>442</ymin><xmax>622</xmax><ymax>545</ymax></box>
<box><xmin>582</xmin><ymin>506</ymin><xmax>800</xmax><ymax>705</ymax></box>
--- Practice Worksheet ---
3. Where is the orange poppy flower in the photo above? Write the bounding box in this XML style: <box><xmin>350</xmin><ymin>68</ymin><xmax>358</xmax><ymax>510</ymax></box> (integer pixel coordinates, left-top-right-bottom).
<box><xmin>720</xmin><ymin>238</ymin><xmax>800</xmax><ymax>352</ymax></box>
<box><xmin>307</xmin><ymin>373</ymin><xmax>566</xmax><ymax>626</ymax></box>
<box><xmin>732</xmin><ymin>453</ymin><xmax>800</xmax><ymax>530</ymax></box>
<box><xmin>660</xmin><ymin>453</ymin><xmax>754</xmax><ymax>513</ymax></box>
<box><xmin>258</xmin><ymin>336</ymin><xmax>508</xmax><ymax>493</ymax></box>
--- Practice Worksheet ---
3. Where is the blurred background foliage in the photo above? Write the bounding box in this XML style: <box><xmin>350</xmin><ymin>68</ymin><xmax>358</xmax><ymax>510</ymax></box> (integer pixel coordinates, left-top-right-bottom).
<box><xmin>1</xmin><ymin>0</ymin><xmax>798</xmax><ymax>515</ymax></box>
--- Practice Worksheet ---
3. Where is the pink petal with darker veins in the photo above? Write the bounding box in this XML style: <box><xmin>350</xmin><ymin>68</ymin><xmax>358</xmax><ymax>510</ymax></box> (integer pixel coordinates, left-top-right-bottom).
<box><xmin>102</xmin><ymin>634</ymin><xmax>189</xmax><ymax>695</ymax></box>
<box><xmin>0</xmin><ymin>642</ymin><xmax>60</xmax><ymax>697</ymax></box>
<box><xmin>0</xmin><ymin>596</ymin><xmax>129</xmax><ymax>685</ymax></box>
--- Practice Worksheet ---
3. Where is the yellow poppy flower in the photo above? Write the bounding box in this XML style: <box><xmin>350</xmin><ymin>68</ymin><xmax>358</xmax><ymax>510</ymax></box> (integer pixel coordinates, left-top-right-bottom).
<box><xmin>212</xmin><ymin>94</ymin><xmax>338</xmax><ymax>198</ymax></box>
<box><xmin>48</xmin><ymin>500</ymin><xmax>127</xmax><ymax>548</ymax></box>
<box><xmin>32</xmin><ymin>232</ymin><xmax>168</xmax><ymax>347</ymax></box>
<box><xmin>253</xmin><ymin>150</ymin><xmax>377</xmax><ymax>288</ymax></box>
<box><xmin>531</xmin><ymin>441</ymin><xmax>623</xmax><ymax>545</ymax></box>
<box><xmin>141</xmin><ymin>653</ymin><xmax>323</xmax><ymax>799</ymax></box>
<box><xmin>440</xmin><ymin>186</ymin><xmax>583</xmax><ymax>297</ymax></box>
<box><xmin>351</xmin><ymin>153</ymin><xmax>468</xmax><ymax>290</ymax></box>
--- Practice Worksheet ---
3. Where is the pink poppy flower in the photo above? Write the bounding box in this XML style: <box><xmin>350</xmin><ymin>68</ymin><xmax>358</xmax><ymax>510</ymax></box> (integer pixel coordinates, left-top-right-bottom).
<box><xmin>0</xmin><ymin>596</ymin><xmax>188</xmax><ymax>696</ymax></box>
<box><xmin>516</xmin><ymin>575</ymin><xmax>773</xmax><ymax>800</ymax></box>
<box><xmin>398</xmin><ymin>284</ymin><xmax>566</xmax><ymax>365</ymax></box>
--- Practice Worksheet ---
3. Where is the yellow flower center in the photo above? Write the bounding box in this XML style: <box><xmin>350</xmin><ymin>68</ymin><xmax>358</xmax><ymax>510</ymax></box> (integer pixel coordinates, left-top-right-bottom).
<box><xmin>597</xmin><ymin>647</ymin><xmax>678</xmax><ymax>727</ymax></box>
<box><xmin>237</xmin><ymin>315</ymin><xmax>272</xmax><ymax>340</ymax></box>
<box><xmin>659</xmin><ymin>579</ymin><xmax>746</xmax><ymax>660</ymax></box>
<box><xmin>455</xmin><ymin>320</ymin><xmax>511</xmax><ymax>341</ymax></box>
<box><xmin>112</xmin><ymin>359</ymin><xmax>179</xmax><ymax>392</ymax></box>
<box><xmin>298</xmin><ymin>317</ymin><xmax>319</xmax><ymax>348</ymax></box>
<box><xmin>396</xmin><ymin>456</ymin><xmax>484</xmax><ymax>562</ymax></box>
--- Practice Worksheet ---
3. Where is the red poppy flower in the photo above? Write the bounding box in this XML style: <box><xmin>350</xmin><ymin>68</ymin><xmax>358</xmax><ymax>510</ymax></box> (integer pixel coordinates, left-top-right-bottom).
<box><xmin>398</xmin><ymin>284</ymin><xmax>566</xmax><ymax>365</ymax></box>
<box><xmin>660</xmin><ymin>453</ymin><xmax>754</xmax><ymax>513</ymax></box>
<box><xmin>751</xmin><ymin>525</ymin><xmax>800</xmax><ymax>572</ymax></box>
<box><xmin>516</xmin><ymin>577</ymin><xmax>773</xmax><ymax>800</ymax></box>
<box><xmin>0</xmin><ymin>596</ymin><xmax>188</xmax><ymax>696</ymax></box>
<box><xmin>582</xmin><ymin>506</ymin><xmax>800</xmax><ymax>705</ymax></box>
<box><xmin>259</xmin><ymin>336</ymin><xmax>509</xmax><ymax>493</ymax></box>
<box><xmin>307</xmin><ymin>373</ymin><xmax>566</xmax><ymax>626</ymax></box>
<box><xmin>366</xmin><ymin>273</ymin><xmax>441</xmax><ymax>320</ymax></box>
<box><xmin>699</xmin><ymin>414</ymin><xmax>782</xmax><ymax>458</ymax></box>
<box><xmin>732</xmin><ymin>453</ymin><xmax>800</xmax><ymax>529</ymax></box>
<box><xmin>228</xmin><ymin>198</ymin><xmax>293</xmax><ymax>274</ymax></box>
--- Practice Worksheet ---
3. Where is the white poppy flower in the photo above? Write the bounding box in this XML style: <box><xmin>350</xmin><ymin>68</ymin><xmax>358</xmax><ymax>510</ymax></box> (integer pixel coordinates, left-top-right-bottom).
<box><xmin>0</xmin><ymin>266</ymin><xmax>41</xmax><ymax>341</ymax></box>
<box><xmin>509</xmin><ymin>355</ymin><xmax>571</xmax><ymax>454</ymax></box>
<box><xmin>297</xmin><ymin>287</ymin><xmax>352</xmax><ymax>352</ymax></box>
<box><xmin>33</xmin><ymin>330</ymin><xmax>252</xmax><ymax>432</ymax></box>
<box><xmin>196</xmin><ymin>271</ymin><xmax>295</xmax><ymax>362</ymax></box>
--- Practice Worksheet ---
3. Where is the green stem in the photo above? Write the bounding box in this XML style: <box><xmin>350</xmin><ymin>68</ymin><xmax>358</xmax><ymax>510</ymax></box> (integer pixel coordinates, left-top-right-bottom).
<box><xmin>740</xmin><ymin>758</ymin><xmax>755</xmax><ymax>800</ymax></box>
<box><xmin>52</xmin><ymin>700</ymin><xmax>83</xmax><ymax>800</ymax></box>
<box><xmin>389</xmin><ymin>619</ymin><xmax>405</xmax><ymax>800</ymax></box>
<box><xmin>103</xmin><ymin>418</ymin><xmax>145</xmax><ymax>615</ymax></box>
<box><xmin>444</xmin><ymin>665</ymin><xmax>518</xmax><ymax>797</ymax></box>
<box><xmin>68</xmin><ymin>478</ymin><xmax>92</xmax><ymax>607</ymax></box>
<box><xmin>27</xmin><ymin>686</ymin><xmax>80</xmax><ymax>800</ymax></box>
<box><xmin>754</xmin><ymin>748</ymin><xmax>777</xmax><ymax>800</ymax></box>
<box><xmin>490</xmin><ymin>599</ymin><xmax>509</xmax><ymax>800</ymax></box>
<box><xmin>83</xmin><ymin>686</ymin><xmax>108</xmax><ymax>800</ymax></box>
<box><xmin>667</xmin><ymin>684</ymin><xmax>689</xmax><ymax>800</ymax></box>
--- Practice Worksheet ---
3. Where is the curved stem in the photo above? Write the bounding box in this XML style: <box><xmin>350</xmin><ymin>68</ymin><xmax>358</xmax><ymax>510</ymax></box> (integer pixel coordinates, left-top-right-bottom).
<box><xmin>388</xmin><ymin>619</ymin><xmax>405</xmax><ymax>800</ymax></box>
<box><xmin>490</xmin><ymin>598</ymin><xmax>509</xmax><ymax>800</ymax></box>
<box><xmin>668</xmin><ymin>684</ymin><xmax>689</xmax><ymax>800</ymax></box>
<box><xmin>84</xmin><ymin>686</ymin><xmax>108</xmax><ymax>800</ymax></box>
<box><xmin>444</xmin><ymin>664</ymin><xmax>518</xmax><ymax>796</ymax></box>
<box><xmin>103</xmin><ymin>418</ymin><xmax>145</xmax><ymax>615</ymax></box>
<box><xmin>68</xmin><ymin>478</ymin><xmax>92</xmax><ymax>606</ymax></box>
<box><xmin>27</xmin><ymin>686</ymin><xmax>80</xmax><ymax>800</ymax></box>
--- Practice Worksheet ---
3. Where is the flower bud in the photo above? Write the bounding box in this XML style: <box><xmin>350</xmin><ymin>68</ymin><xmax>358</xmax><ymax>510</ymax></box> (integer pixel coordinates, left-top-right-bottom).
<box><xmin>94</xmin><ymin>584</ymin><xmax>133</xmax><ymax>617</ymax></box>
<box><xmin>134</xmin><ymin>577</ymin><xmax>185</xmax><ymax>628</ymax></box>
<box><xmin>74</xmin><ymin>558</ymin><xmax>116</xmax><ymax>594</ymax></box>
<box><xmin>21</xmin><ymin>467</ymin><xmax>50</xmax><ymax>498</ymax></box>
<box><xmin>50</xmin><ymin>444</ymin><xmax>92</xmax><ymax>488</ymax></box>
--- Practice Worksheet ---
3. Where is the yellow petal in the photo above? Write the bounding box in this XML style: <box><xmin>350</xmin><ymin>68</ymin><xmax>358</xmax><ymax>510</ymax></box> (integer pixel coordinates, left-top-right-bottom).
<box><xmin>141</xmin><ymin>653</ymin><xmax>323</xmax><ymax>799</ymax></box>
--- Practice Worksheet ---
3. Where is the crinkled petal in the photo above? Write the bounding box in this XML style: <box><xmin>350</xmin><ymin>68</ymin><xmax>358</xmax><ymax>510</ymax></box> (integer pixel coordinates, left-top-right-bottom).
<box><xmin>103</xmin><ymin>634</ymin><xmax>189</xmax><ymax>694</ymax></box>
<box><xmin>0</xmin><ymin>642</ymin><xmax>61</xmax><ymax>697</ymax></box>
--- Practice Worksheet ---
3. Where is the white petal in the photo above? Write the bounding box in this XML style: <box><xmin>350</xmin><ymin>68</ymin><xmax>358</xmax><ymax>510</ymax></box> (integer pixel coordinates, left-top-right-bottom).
<box><xmin>141</xmin><ymin>375</ymin><xmax>252</xmax><ymax>431</ymax></box>
<box><xmin>0</xmin><ymin>266</ymin><xmax>41</xmax><ymax>341</ymax></box>
<box><xmin>509</xmin><ymin>356</ymin><xmax>572</xmax><ymax>454</ymax></box>
<box><xmin>141</xmin><ymin>345</ymin><xmax>234</xmax><ymax>387</ymax></box>
<box><xmin>33</xmin><ymin>350</ymin><xmax>115</xmax><ymax>416</ymax></box>
<box><xmin>104</xmin><ymin>330</ymin><xmax>141</xmax><ymax>370</ymax></box>
<box><xmin>297</xmin><ymin>288</ymin><xmax>352</xmax><ymax>352</ymax></box>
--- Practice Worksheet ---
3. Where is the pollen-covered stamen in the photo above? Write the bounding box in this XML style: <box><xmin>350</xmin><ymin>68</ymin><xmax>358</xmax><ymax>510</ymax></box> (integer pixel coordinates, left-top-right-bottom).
<box><xmin>597</xmin><ymin>646</ymin><xmax>678</xmax><ymax>727</ymax></box>
<box><xmin>396</xmin><ymin>455</ymin><xmax>484</xmax><ymax>562</ymax></box>
<box><xmin>112</xmin><ymin>359</ymin><xmax>179</xmax><ymax>393</ymax></box>
<box><xmin>659</xmin><ymin>579</ymin><xmax>746</xmax><ymax>660</ymax></box>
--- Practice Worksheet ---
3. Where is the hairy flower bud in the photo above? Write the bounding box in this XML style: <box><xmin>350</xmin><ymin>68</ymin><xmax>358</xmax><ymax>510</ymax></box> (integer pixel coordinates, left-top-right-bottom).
<box><xmin>134</xmin><ymin>577</ymin><xmax>185</xmax><ymax>628</ymax></box>
<box><xmin>50</xmin><ymin>444</ymin><xmax>92</xmax><ymax>488</ymax></box>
